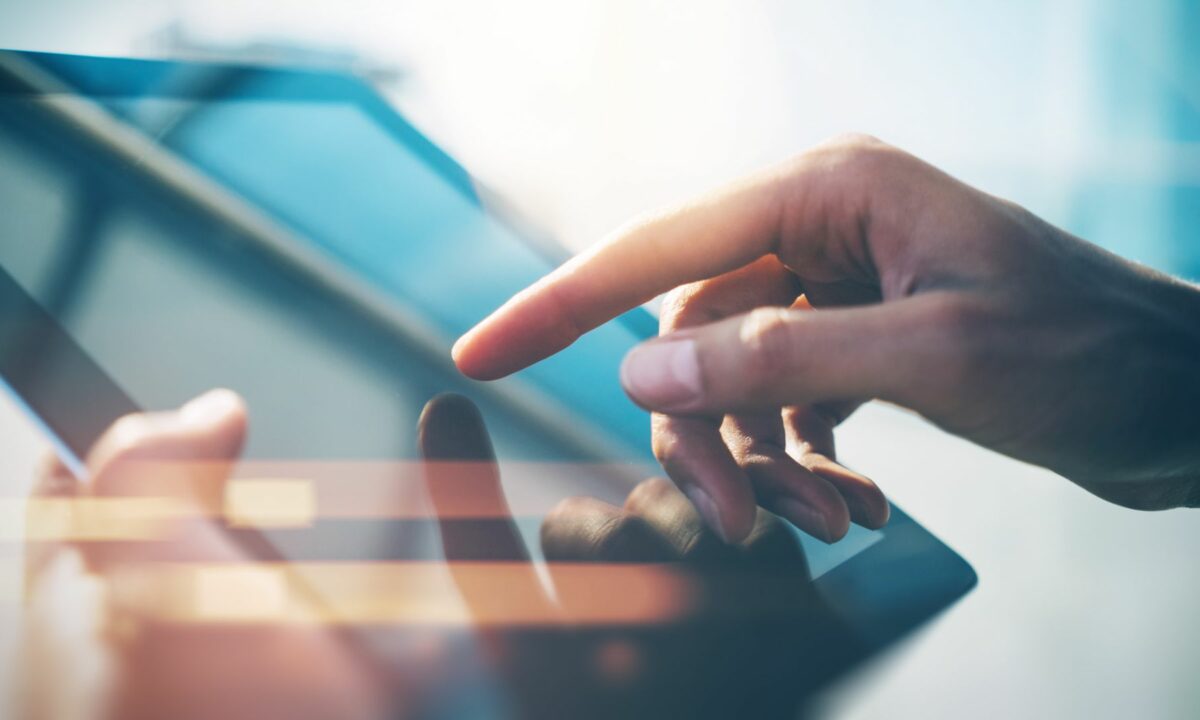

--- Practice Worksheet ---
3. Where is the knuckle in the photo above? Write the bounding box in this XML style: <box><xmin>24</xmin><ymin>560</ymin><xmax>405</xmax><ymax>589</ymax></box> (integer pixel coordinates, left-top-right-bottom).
<box><xmin>545</xmin><ymin>496</ymin><xmax>590</xmax><ymax>522</ymax></box>
<box><xmin>544</xmin><ymin>499</ymin><xmax>652</xmax><ymax>562</ymax></box>
<box><xmin>659</xmin><ymin>284</ymin><xmax>702</xmax><ymax>332</ymax></box>
<box><xmin>820</xmin><ymin>133</ymin><xmax>891</xmax><ymax>166</ymax></box>
<box><xmin>651</xmin><ymin>423</ymin><xmax>686</xmax><ymax>469</ymax></box>
<box><xmin>541</xmin><ymin>497</ymin><xmax>582</xmax><ymax>540</ymax></box>
<box><xmin>805</xmin><ymin>133</ymin><xmax>903</xmax><ymax>188</ymax></box>
<box><xmin>778</xmin><ymin>135</ymin><xmax>908</xmax><ymax>249</ymax></box>
<box><xmin>660</xmin><ymin>285</ymin><xmax>688</xmax><ymax>316</ymax></box>
<box><xmin>590</xmin><ymin>514</ymin><xmax>647</xmax><ymax>558</ymax></box>
<box><xmin>625</xmin><ymin>477</ymin><xmax>675</xmax><ymax>514</ymax></box>
<box><xmin>827</xmin><ymin>132</ymin><xmax>888</xmax><ymax>153</ymax></box>
<box><xmin>738</xmin><ymin>307</ymin><xmax>799</xmax><ymax>389</ymax></box>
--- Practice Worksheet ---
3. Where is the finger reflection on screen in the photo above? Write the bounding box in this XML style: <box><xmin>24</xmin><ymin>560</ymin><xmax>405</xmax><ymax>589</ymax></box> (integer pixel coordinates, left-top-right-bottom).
<box><xmin>21</xmin><ymin>393</ymin><xmax>854</xmax><ymax>719</ymax></box>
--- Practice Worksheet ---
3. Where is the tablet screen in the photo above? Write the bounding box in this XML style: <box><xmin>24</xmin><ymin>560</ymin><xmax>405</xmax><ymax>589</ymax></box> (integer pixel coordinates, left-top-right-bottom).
<box><xmin>0</xmin><ymin>52</ymin><xmax>974</xmax><ymax>717</ymax></box>
<box><xmin>0</xmin><ymin>94</ymin><xmax>648</xmax><ymax>463</ymax></box>
<box><xmin>0</xmin><ymin>53</ymin><xmax>884</xmax><ymax>574</ymax></box>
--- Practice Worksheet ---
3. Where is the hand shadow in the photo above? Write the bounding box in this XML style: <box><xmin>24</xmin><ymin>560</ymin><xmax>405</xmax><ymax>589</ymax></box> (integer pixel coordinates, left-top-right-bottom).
<box><xmin>417</xmin><ymin>393</ymin><xmax>859</xmax><ymax>720</ymax></box>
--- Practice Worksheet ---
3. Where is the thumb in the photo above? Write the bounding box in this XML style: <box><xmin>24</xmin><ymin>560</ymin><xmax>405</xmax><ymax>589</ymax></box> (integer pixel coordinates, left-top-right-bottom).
<box><xmin>85</xmin><ymin>389</ymin><xmax>247</xmax><ymax>508</ymax></box>
<box><xmin>620</xmin><ymin>295</ymin><xmax>948</xmax><ymax>414</ymax></box>
<box><xmin>68</xmin><ymin>389</ymin><xmax>250</xmax><ymax>577</ymax></box>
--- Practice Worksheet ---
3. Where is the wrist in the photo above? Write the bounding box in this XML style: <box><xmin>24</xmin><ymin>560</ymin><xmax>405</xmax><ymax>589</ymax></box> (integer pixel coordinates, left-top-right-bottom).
<box><xmin>1143</xmin><ymin>272</ymin><xmax>1200</xmax><ymax>507</ymax></box>
<box><xmin>1077</xmin><ymin>264</ymin><xmax>1200</xmax><ymax>509</ymax></box>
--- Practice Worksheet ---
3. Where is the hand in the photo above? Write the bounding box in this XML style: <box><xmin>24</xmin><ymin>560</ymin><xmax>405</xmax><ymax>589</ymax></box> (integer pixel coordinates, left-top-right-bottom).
<box><xmin>21</xmin><ymin>391</ymin><xmax>386</xmax><ymax>720</ymax></box>
<box><xmin>421</xmin><ymin>394</ymin><xmax>842</xmax><ymax>719</ymax></box>
<box><xmin>19</xmin><ymin>391</ymin><xmax>844</xmax><ymax>719</ymax></box>
<box><xmin>453</xmin><ymin>134</ymin><xmax>1200</xmax><ymax>543</ymax></box>
<box><xmin>23</xmin><ymin>391</ymin><xmax>718</xmax><ymax>720</ymax></box>
<box><xmin>540</xmin><ymin>478</ymin><xmax>845</xmax><ymax>719</ymax></box>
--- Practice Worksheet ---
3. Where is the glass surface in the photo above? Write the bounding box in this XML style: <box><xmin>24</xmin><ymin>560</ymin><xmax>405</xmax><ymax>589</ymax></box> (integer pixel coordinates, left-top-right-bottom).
<box><xmin>0</xmin><ymin>3</ymin><xmax>1192</xmax><ymax>714</ymax></box>
<box><xmin>0</xmin><ymin>66</ymin><xmax>884</xmax><ymax>574</ymax></box>
<box><xmin>0</xmin><ymin>54</ymin><xmax>974</xmax><ymax>718</ymax></box>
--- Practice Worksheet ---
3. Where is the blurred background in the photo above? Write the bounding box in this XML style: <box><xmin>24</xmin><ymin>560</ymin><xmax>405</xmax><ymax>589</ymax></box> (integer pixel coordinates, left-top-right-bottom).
<box><xmin>0</xmin><ymin>1</ymin><xmax>1196</xmax><ymax>718</ymax></box>
<box><xmin>0</xmin><ymin>0</ymin><xmax>1195</xmax><ymax>275</ymax></box>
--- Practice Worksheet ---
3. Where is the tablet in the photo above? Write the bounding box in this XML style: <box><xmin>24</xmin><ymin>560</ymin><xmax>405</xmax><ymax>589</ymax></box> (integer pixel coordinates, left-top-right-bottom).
<box><xmin>0</xmin><ymin>49</ymin><xmax>974</xmax><ymax>717</ymax></box>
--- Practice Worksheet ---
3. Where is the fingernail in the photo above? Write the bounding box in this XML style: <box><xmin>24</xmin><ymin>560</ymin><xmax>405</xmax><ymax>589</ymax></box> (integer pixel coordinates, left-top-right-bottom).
<box><xmin>180</xmin><ymin>389</ymin><xmax>241</xmax><ymax>424</ymax></box>
<box><xmin>684</xmin><ymin>484</ymin><xmax>727</xmax><ymax>543</ymax></box>
<box><xmin>620</xmin><ymin>339</ymin><xmax>702</xmax><ymax>411</ymax></box>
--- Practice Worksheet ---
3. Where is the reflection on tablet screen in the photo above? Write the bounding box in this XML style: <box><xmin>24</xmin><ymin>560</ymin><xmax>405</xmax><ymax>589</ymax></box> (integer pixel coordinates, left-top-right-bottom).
<box><xmin>0</xmin><ymin>53</ymin><xmax>981</xmax><ymax>718</ymax></box>
<box><xmin>0</xmin><ymin>61</ymin><xmax>882</xmax><ymax>576</ymax></box>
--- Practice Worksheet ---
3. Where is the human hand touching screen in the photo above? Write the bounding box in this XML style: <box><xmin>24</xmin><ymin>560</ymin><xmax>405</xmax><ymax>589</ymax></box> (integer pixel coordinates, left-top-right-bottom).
<box><xmin>454</xmin><ymin>134</ymin><xmax>1200</xmax><ymax>544</ymax></box>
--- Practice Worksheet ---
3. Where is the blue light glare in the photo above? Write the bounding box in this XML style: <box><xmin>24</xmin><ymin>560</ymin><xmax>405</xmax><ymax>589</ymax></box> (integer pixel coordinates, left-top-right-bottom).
<box><xmin>105</xmin><ymin>92</ymin><xmax>655</xmax><ymax>457</ymax></box>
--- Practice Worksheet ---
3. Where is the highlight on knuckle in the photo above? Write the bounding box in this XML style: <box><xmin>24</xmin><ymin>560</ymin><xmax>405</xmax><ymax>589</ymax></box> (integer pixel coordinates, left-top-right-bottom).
<box><xmin>738</xmin><ymin>307</ymin><xmax>798</xmax><ymax>389</ymax></box>
<box><xmin>659</xmin><ymin>284</ymin><xmax>704</xmax><ymax>332</ymax></box>
<box><xmin>625</xmin><ymin>477</ymin><xmax>674</xmax><ymax>514</ymax></box>
<box><xmin>545</xmin><ymin>496</ymin><xmax>591</xmax><ymax>523</ymax></box>
<box><xmin>651</xmin><ymin>429</ymin><xmax>684</xmax><ymax>468</ymax></box>
<box><xmin>829</xmin><ymin>132</ymin><xmax>887</xmax><ymax>153</ymax></box>
<box><xmin>810</xmin><ymin>133</ymin><xmax>907</xmax><ymax>190</ymax></box>
<box><xmin>821</xmin><ymin>132</ymin><xmax>889</xmax><ymax>162</ymax></box>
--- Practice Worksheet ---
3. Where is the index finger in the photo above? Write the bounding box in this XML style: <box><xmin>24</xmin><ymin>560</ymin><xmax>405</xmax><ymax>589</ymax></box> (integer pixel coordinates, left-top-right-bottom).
<box><xmin>418</xmin><ymin>393</ymin><xmax>530</xmax><ymax>564</ymax></box>
<box><xmin>417</xmin><ymin>394</ymin><xmax>555</xmax><ymax>626</ymax></box>
<box><xmin>452</xmin><ymin>166</ymin><xmax>789</xmax><ymax>380</ymax></box>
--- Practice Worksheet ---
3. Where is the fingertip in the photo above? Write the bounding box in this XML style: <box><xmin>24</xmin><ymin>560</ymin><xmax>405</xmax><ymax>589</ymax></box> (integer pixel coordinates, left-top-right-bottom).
<box><xmin>455</xmin><ymin>286</ymin><xmax>592</xmax><ymax>381</ymax></box>
<box><xmin>451</xmin><ymin>333</ymin><xmax>516</xmax><ymax>381</ymax></box>
<box><xmin>722</xmin><ymin>507</ymin><xmax>758</xmax><ymax>544</ymax></box>
<box><xmin>82</xmin><ymin>389</ymin><xmax>248</xmax><ymax>502</ymax></box>
<box><xmin>181</xmin><ymin>388</ymin><xmax>246</xmax><ymax>428</ymax></box>
<box><xmin>805</xmin><ymin>459</ymin><xmax>891</xmax><ymax>530</ymax></box>
<box><xmin>843</xmin><ymin>487</ymin><xmax>890</xmax><ymax>530</ymax></box>
<box><xmin>420</xmin><ymin>392</ymin><xmax>481</xmax><ymax>421</ymax></box>
<box><xmin>451</xmin><ymin>332</ymin><xmax>487</xmax><ymax>379</ymax></box>
<box><xmin>722</xmin><ymin>492</ymin><xmax>760</xmax><ymax>544</ymax></box>
<box><xmin>828</xmin><ymin>510</ymin><xmax>851</xmax><ymax>542</ymax></box>
<box><xmin>684</xmin><ymin>484</ymin><xmax>756</xmax><ymax>544</ymax></box>
<box><xmin>866</xmin><ymin>498</ymin><xmax>891</xmax><ymax>530</ymax></box>
<box><xmin>179</xmin><ymin>389</ymin><xmax>248</xmax><ymax>460</ymax></box>
<box><xmin>101</xmin><ymin>389</ymin><xmax>245</xmax><ymax>462</ymax></box>
<box><xmin>772</xmin><ymin>497</ymin><xmax>850</xmax><ymax>544</ymax></box>
<box><xmin>450</xmin><ymin>332</ymin><xmax>468</xmax><ymax>364</ymax></box>
<box><xmin>418</xmin><ymin>393</ymin><xmax>495</xmax><ymax>462</ymax></box>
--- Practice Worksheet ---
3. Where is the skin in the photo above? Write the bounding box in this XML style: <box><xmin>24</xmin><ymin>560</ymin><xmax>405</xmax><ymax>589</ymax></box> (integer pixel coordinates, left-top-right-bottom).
<box><xmin>22</xmin><ymin>391</ymin><xmax>388</xmax><ymax>720</ymax></box>
<box><xmin>24</xmin><ymin>393</ymin><xmax>830</xmax><ymax>719</ymax></box>
<box><xmin>454</xmin><ymin>134</ymin><xmax>1200</xmax><ymax>543</ymax></box>
<box><xmin>421</xmin><ymin>394</ymin><xmax>834</xmax><ymax>719</ymax></box>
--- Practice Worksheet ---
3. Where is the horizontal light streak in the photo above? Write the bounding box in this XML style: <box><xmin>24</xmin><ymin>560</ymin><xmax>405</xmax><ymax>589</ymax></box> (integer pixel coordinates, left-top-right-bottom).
<box><xmin>7</xmin><ymin>460</ymin><xmax>653</xmax><ymax>537</ymax></box>
<box><xmin>224</xmin><ymin>479</ymin><xmax>316</xmax><ymax>528</ymax></box>
<box><xmin>4</xmin><ymin>497</ymin><xmax>190</xmax><ymax>541</ymax></box>
<box><xmin>108</xmin><ymin>561</ymin><xmax>694</xmax><ymax>626</ymax></box>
